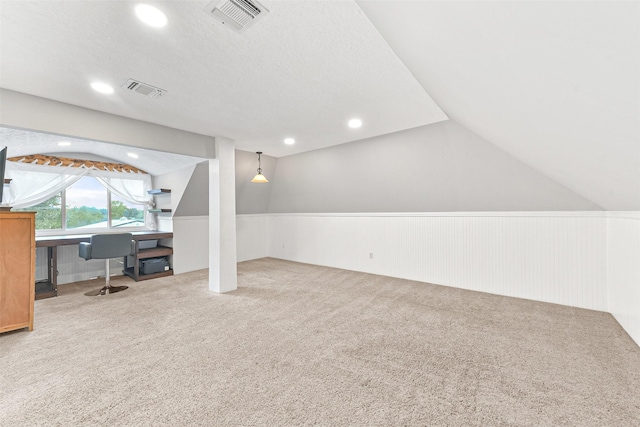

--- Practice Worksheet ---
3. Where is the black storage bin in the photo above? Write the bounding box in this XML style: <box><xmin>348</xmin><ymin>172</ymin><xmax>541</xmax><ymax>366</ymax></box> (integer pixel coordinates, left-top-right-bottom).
<box><xmin>139</xmin><ymin>257</ymin><xmax>170</xmax><ymax>275</ymax></box>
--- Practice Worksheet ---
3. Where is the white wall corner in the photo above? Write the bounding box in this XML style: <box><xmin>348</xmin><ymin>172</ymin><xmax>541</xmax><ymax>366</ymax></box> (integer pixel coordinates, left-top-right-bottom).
<box><xmin>236</xmin><ymin>214</ymin><xmax>269</xmax><ymax>262</ymax></box>
<box><xmin>171</xmin><ymin>216</ymin><xmax>209</xmax><ymax>275</ymax></box>
<box><xmin>606</xmin><ymin>213</ymin><xmax>640</xmax><ymax>347</ymax></box>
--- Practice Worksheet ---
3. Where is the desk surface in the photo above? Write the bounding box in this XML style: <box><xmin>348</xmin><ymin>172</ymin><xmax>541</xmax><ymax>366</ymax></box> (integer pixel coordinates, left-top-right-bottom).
<box><xmin>36</xmin><ymin>231</ymin><xmax>173</xmax><ymax>247</ymax></box>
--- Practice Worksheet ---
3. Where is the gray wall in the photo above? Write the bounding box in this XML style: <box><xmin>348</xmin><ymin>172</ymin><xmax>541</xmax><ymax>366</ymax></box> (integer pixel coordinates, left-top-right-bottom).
<box><xmin>174</xmin><ymin>162</ymin><xmax>210</xmax><ymax>217</ymax></box>
<box><xmin>235</xmin><ymin>149</ymin><xmax>278</xmax><ymax>214</ymax></box>
<box><xmin>266</xmin><ymin>120</ymin><xmax>602</xmax><ymax>213</ymax></box>
<box><xmin>153</xmin><ymin>165</ymin><xmax>197</xmax><ymax>214</ymax></box>
<box><xmin>1</xmin><ymin>89</ymin><xmax>216</xmax><ymax>158</ymax></box>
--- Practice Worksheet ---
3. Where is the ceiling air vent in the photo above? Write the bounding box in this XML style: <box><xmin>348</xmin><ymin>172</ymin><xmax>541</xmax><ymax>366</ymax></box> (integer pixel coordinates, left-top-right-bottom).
<box><xmin>122</xmin><ymin>79</ymin><xmax>166</xmax><ymax>98</ymax></box>
<box><xmin>204</xmin><ymin>0</ymin><xmax>269</xmax><ymax>33</ymax></box>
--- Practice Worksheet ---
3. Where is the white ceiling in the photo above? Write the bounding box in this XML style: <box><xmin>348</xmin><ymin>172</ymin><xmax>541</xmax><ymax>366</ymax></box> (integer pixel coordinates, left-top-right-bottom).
<box><xmin>0</xmin><ymin>0</ymin><xmax>446</xmax><ymax>158</ymax></box>
<box><xmin>358</xmin><ymin>1</ymin><xmax>640</xmax><ymax>210</ymax></box>
<box><xmin>1</xmin><ymin>1</ymin><xmax>637</xmax><ymax>210</ymax></box>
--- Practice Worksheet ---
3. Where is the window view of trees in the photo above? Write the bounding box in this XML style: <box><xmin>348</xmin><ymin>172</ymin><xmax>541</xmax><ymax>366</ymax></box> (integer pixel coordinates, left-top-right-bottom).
<box><xmin>15</xmin><ymin>177</ymin><xmax>145</xmax><ymax>231</ymax></box>
<box><xmin>110</xmin><ymin>194</ymin><xmax>145</xmax><ymax>227</ymax></box>
<box><xmin>65</xmin><ymin>177</ymin><xmax>108</xmax><ymax>229</ymax></box>
<box><xmin>18</xmin><ymin>194</ymin><xmax>63</xmax><ymax>230</ymax></box>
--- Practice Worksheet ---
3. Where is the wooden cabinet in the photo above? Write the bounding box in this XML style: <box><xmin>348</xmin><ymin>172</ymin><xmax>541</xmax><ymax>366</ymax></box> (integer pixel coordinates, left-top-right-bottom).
<box><xmin>0</xmin><ymin>211</ymin><xmax>35</xmax><ymax>333</ymax></box>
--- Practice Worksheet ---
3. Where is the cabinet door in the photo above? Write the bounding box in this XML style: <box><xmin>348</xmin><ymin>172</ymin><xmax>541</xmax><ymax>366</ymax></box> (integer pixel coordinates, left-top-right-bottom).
<box><xmin>0</xmin><ymin>216</ymin><xmax>34</xmax><ymax>330</ymax></box>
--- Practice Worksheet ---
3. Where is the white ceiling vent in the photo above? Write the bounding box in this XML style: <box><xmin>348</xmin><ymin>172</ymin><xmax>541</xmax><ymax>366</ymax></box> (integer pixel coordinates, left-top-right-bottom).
<box><xmin>204</xmin><ymin>0</ymin><xmax>269</xmax><ymax>33</ymax></box>
<box><xmin>122</xmin><ymin>79</ymin><xmax>166</xmax><ymax>98</ymax></box>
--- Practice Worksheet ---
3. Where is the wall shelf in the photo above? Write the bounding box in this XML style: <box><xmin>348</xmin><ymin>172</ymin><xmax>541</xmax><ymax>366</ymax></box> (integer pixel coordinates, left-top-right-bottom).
<box><xmin>148</xmin><ymin>188</ymin><xmax>171</xmax><ymax>215</ymax></box>
<box><xmin>147</xmin><ymin>188</ymin><xmax>171</xmax><ymax>195</ymax></box>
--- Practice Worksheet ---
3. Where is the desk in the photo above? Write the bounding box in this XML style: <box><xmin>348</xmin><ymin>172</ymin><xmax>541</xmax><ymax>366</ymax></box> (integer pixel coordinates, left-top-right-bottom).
<box><xmin>35</xmin><ymin>231</ymin><xmax>173</xmax><ymax>299</ymax></box>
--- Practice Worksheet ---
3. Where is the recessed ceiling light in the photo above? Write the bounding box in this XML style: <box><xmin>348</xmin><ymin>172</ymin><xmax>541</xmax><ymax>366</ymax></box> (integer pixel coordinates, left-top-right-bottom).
<box><xmin>91</xmin><ymin>82</ymin><xmax>114</xmax><ymax>94</ymax></box>
<box><xmin>57</xmin><ymin>141</ymin><xmax>71</xmax><ymax>147</ymax></box>
<box><xmin>127</xmin><ymin>152</ymin><xmax>139</xmax><ymax>159</ymax></box>
<box><xmin>135</xmin><ymin>4</ymin><xmax>168</xmax><ymax>28</ymax></box>
<box><xmin>348</xmin><ymin>118</ymin><xmax>362</xmax><ymax>129</ymax></box>
<box><xmin>284</xmin><ymin>138</ymin><xmax>295</xmax><ymax>145</ymax></box>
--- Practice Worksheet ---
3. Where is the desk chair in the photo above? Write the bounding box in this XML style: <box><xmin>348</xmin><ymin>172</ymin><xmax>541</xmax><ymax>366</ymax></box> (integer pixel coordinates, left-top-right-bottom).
<box><xmin>79</xmin><ymin>233</ymin><xmax>133</xmax><ymax>296</ymax></box>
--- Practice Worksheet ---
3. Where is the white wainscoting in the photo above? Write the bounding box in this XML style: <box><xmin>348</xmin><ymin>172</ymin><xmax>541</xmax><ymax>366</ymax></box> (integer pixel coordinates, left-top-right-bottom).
<box><xmin>156</xmin><ymin>216</ymin><xmax>173</xmax><ymax>232</ymax></box>
<box><xmin>607</xmin><ymin>213</ymin><xmax>640</xmax><ymax>346</ymax></box>
<box><xmin>171</xmin><ymin>216</ymin><xmax>209</xmax><ymax>274</ymax></box>
<box><xmin>237</xmin><ymin>214</ymin><xmax>269</xmax><ymax>262</ymax></box>
<box><xmin>40</xmin><ymin>216</ymin><xmax>209</xmax><ymax>286</ymax></box>
<box><xmin>36</xmin><ymin>245</ymin><xmax>126</xmax><ymax>285</ymax></box>
<box><xmin>265</xmin><ymin>213</ymin><xmax>608</xmax><ymax>312</ymax></box>
<box><xmin>42</xmin><ymin>212</ymin><xmax>637</xmax><ymax>346</ymax></box>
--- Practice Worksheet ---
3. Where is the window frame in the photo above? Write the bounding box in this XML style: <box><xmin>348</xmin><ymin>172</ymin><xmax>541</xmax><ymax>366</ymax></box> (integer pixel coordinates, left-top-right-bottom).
<box><xmin>32</xmin><ymin>176</ymin><xmax>148</xmax><ymax>236</ymax></box>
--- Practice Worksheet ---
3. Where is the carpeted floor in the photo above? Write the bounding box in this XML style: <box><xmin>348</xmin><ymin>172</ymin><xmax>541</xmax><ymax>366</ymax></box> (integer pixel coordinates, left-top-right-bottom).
<box><xmin>1</xmin><ymin>257</ymin><xmax>639</xmax><ymax>426</ymax></box>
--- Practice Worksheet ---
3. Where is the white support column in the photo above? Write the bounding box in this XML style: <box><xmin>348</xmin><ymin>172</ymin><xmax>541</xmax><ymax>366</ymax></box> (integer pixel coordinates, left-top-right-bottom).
<box><xmin>209</xmin><ymin>138</ymin><xmax>237</xmax><ymax>293</ymax></box>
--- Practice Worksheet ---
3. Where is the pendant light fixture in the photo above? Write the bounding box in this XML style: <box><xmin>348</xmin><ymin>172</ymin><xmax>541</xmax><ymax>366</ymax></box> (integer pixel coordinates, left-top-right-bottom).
<box><xmin>251</xmin><ymin>151</ymin><xmax>269</xmax><ymax>183</ymax></box>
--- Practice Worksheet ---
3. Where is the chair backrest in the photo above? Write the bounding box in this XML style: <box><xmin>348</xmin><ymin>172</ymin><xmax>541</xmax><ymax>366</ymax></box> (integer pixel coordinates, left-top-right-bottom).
<box><xmin>89</xmin><ymin>233</ymin><xmax>134</xmax><ymax>259</ymax></box>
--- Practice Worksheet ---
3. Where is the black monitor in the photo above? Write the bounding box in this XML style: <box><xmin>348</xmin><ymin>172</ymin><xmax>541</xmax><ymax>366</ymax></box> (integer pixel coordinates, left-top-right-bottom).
<box><xmin>0</xmin><ymin>146</ymin><xmax>7</xmax><ymax>204</ymax></box>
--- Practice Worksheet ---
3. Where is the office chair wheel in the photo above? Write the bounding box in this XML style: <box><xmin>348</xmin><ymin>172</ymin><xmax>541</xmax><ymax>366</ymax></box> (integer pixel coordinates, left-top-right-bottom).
<box><xmin>84</xmin><ymin>285</ymin><xmax>129</xmax><ymax>296</ymax></box>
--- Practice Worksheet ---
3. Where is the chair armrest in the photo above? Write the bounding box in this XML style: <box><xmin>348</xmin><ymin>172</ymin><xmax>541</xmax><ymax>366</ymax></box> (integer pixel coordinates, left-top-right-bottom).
<box><xmin>79</xmin><ymin>242</ymin><xmax>92</xmax><ymax>260</ymax></box>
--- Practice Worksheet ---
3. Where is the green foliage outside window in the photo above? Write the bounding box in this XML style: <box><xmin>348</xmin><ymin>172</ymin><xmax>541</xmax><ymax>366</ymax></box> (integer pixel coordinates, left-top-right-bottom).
<box><xmin>111</xmin><ymin>200</ymin><xmax>127</xmax><ymax>220</ymax></box>
<box><xmin>15</xmin><ymin>195</ymin><xmax>145</xmax><ymax>230</ymax></box>
<box><xmin>15</xmin><ymin>194</ymin><xmax>62</xmax><ymax>230</ymax></box>
<box><xmin>110</xmin><ymin>200</ymin><xmax>144</xmax><ymax>225</ymax></box>
<box><xmin>66</xmin><ymin>206</ymin><xmax>107</xmax><ymax>229</ymax></box>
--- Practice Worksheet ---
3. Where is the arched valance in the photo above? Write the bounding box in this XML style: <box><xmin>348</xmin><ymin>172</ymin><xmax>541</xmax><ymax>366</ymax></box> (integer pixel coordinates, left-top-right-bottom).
<box><xmin>3</xmin><ymin>155</ymin><xmax>155</xmax><ymax>230</ymax></box>
<box><xmin>8</xmin><ymin>154</ymin><xmax>148</xmax><ymax>174</ymax></box>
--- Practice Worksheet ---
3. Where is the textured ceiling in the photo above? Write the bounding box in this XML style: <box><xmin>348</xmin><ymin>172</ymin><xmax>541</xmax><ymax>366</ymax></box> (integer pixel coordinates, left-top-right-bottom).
<box><xmin>1</xmin><ymin>1</ymin><xmax>636</xmax><ymax>210</ymax></box>
<box><xmin>358</xmin><ymin>1</ymin><xmax>640</xmax><ymax>210</ymax></box>
<box><xmin>0</xmin><ymin>0</ymin><xmax>446</xmax><ymax>158</ymax></box>
<box><xmin>0</xmin><ymin>127</ymin><xmax>206</xmax><ymax>176</ymax></box>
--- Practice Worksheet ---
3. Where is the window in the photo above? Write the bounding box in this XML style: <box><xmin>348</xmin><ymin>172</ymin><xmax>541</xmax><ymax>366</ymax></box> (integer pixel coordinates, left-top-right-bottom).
<box><xmin>111</xmin><ymin>193</ymin><xmax>145</xmax><ymax>228</ymax></box>
<box><xmin>16</xmin><ymin>176</ymin><xmax>146</xmax><ymax>231</ymax></box>
<box><xmin>22</xmin><ymin>193</ymin><xmax>63</xmax><ymax>230</ymax></box>
<box><xmin>66</xmin><ymin>176</ymin><xmax>108</xmax><ymax>229</ymax></box>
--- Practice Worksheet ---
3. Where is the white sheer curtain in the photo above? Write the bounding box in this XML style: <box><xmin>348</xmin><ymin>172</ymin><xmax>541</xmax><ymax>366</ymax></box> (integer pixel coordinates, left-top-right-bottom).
<box><xmin>4</xmin><ymin>161</ymin><xmax>155</xmax><ymax>229</ymax></box>
<box><xmin>95</xmin><ymin>174</ymin><xmax>156</xmax><ymax>230</ymax></box>
<box><xmin>3</xmin><ymin>162</ymin><xmax>90</xmax><ymax>209</ymax></box>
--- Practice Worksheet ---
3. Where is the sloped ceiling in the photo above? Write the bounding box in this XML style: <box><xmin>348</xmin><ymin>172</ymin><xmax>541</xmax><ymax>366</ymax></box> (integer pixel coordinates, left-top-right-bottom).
<box><xmin>358</xmin><ymin>1</ymin><xmax>640</xmax><ymax>210</ymax></box>
<box><xmin>1</xmin><ymin>1</ymin><xmax>637</xmax><ymax>210</ymax></box>
<box><xmin>0</xmin><ymin>0</ymin><xmax>445</xmax><ymax>157</ymax></box>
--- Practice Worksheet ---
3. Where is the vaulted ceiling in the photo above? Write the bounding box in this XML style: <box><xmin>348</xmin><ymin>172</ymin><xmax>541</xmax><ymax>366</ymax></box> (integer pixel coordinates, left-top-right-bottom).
<box><xmin>0</xmin><ymin>1</ymin><xmax>637</xmax><ymax>210</ymax></box>
<box><xmin>358</xmin><ymin>1</ymin><xmax>639</xmax><ymax>210</ymax></box>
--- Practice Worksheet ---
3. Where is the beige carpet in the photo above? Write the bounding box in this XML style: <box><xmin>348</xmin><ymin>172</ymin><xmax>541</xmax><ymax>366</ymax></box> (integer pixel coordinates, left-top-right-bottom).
<box><xmin>1</xmin><ymin>258</ymin><xmax>639</xmax><ymax>426</ymax></box>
